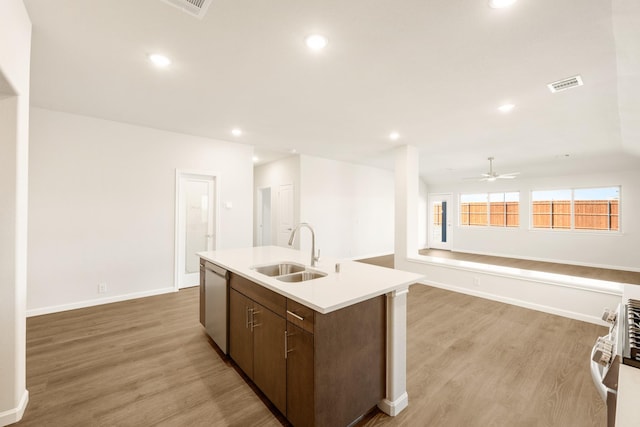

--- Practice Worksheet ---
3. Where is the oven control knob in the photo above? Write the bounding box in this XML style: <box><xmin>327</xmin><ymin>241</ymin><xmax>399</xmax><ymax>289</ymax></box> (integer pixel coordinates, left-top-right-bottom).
<box><xmin>592</xmin><ymin>348</ymin><xmax>612</xmax><ymax>366</ymax></box>
<box><xmin>601</xmin><ymin>308</ymin><xmax>617</xmax><ymax>324</ymax></box>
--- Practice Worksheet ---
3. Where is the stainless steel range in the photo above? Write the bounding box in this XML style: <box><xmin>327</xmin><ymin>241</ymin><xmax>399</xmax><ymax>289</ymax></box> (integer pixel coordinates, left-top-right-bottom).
<box><xmin>590</xmin><ymin>300</ymin><xmax>640</xmax><ymax>427</ymax></box>
<box><xmin>622</xmin><ymin>299</ymin><xmax>640</xmax><ymax>369</ymax></box>
<box><xmin>590</xmin><ymin>305</ymin><xmax>621</xmax><ymax>427</ymax></box>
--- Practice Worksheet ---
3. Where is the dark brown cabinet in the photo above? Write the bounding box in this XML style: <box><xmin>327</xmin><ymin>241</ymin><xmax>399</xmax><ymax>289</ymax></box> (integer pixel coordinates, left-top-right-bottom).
<box><xmin>252</xmin><ymin>303</ymin><xmax>286</xmax><ymax>413</ymax></box>
<box><xmin>229</xmin><ymin>274</ymin><xmax>287</xmax><ymax>415</ymax></box>
<box><xmin>228</xmin><ymin>272</ymin><xmax>385</xmax><ymax>427</ymax></box>
<box><xmin>229</xmin><ymin>289</ymin><xmax>253</xmax><ymax>377</ymax></box>
<box><xmin>286</xmin><ymin>322</ymin><xmax>314</xmax><ymax>427</ymax></box>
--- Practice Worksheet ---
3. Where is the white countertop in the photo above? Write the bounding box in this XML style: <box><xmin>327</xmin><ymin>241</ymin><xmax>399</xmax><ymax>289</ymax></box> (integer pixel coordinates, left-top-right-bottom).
<box><xmin>198</xmin><ymin>246</ymin><xmax>424</xmax><ymax>314</ymax></box>
<box><xmin>616</xmin><ymin>364</ymin><xmax>640</xmax><ymax>426</ymax></box>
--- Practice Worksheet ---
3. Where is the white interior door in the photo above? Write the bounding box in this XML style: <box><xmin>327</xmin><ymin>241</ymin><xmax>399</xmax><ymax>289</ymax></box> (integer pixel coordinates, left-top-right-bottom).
<box><xmin>176</xmin><ymin>171</ymin><xmax>217</xmax><ymax>289</ymax></box>
<box><xmin>276</xmin><ymin>184</ymin><xmax>294</xmax><ymax>248</ymax></box>
<box><xmin>428</xmin><ymin>193</ymin><xmax>453</xmax><ymax>250</ymax></box>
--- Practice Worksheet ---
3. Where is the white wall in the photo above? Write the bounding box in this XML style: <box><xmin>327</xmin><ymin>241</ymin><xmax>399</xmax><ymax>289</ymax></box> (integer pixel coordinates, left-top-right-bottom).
<box><xmin>253</xmin><ymin>155</ymin><xmax>300</xmax><ymax>247</ymax></box>
<box><xmin>425</xmin><ymin>170</ymin><xmax>640</xmax><ymax>271</ymax></box>
<box><xmin>0</xmin><ymin>0</ymin><xmax>31</xmax><ymax>424</ymax></box>
<box><xmin>299</xmin><ymin>155</ymin><xmax>395</xmax><ymax>259</ymax></box>
<box><xmin>27</xmin><ymin>108</ymin><xmax>253</xmax><ymax>315</ymax></box>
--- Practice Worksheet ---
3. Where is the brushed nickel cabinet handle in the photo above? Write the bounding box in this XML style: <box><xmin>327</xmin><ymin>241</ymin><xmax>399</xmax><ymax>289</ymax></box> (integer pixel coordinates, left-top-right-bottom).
<box><xmin>287</xmin><ymin>310</ymin><xmax>304</xmax><ymax>321</ymax></box>
<box><xmin>284</xmin><ymin>330</ymin><xmax>288</xmax><ymax>359</ymax></box>
<box><xmin>251</xmin><ymin>309</ymin><xmax>260</xmax><ymax>331</ymax></box>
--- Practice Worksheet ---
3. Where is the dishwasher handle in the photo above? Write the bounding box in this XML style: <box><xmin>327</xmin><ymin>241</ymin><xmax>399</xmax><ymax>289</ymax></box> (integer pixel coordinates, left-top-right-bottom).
<box><xmin>205</xmin><ymin>262</ymin><xmax>228</xmax><ymax>278</ymax></box>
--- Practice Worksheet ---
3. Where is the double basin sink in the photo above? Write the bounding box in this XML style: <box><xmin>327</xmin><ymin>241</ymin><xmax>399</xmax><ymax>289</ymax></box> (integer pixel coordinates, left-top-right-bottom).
<box><xmin>251</xmin><ymin>262</ymin><xmax>327</xmax><ymax>283</ymax></box>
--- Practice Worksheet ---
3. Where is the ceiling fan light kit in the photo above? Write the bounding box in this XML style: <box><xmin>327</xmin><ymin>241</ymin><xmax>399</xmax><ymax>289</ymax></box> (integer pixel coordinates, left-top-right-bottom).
<box><xmin>464</xmin><ymin>157</ymin><xmax>520</xmax><ymax>181</ymax></box>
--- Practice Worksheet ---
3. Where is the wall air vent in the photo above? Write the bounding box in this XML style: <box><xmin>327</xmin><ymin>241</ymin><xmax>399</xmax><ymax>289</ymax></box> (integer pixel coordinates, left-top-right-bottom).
<box><xmin>547</xmin><ymin>75</ymin><xmax>584</xmax><ymax>93</ymax></box>
<box><xmin>160</xmin><ymin>0</ymin><xmax>213</xmax><ymax>19</ymax></box>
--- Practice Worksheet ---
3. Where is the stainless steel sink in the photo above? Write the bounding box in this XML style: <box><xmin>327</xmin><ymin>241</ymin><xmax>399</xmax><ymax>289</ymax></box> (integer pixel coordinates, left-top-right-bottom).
<box><xmin>251</xmin><ymin>262</ymin><xmax>305</xmax><ymax>277</ymax></box>
<box><xmin>276</xmin><ymin>271</ymin><xmax>327</xmax><ymax>283</ymax></box>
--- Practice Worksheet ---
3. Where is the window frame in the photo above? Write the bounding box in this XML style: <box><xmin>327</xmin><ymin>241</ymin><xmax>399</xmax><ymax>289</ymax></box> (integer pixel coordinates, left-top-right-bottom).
<box><xmin>459</xmin><ymin>192</ymin><xmax>520</xmax><ymax>228</ymax></box>
<box><xmin>529</xmin><ymin>186</ymin><xmax>621</xmax><ymax>233</ymax></box>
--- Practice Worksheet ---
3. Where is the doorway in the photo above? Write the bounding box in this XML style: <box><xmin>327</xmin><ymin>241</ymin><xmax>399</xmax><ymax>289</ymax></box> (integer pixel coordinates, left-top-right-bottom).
<box><xmin>175</xmin><ymin>170</ymin><xmax>218</xmax><ymax>289</ymax></box>
<box><xmin>428</xmin><ymin>193</ymin><xmax>453</xmax><ymax>250</ymax></box>
<box><xmin>256</xmin><ymin>187</ymin><xmax>272</xmax><ymax>246</ymax></box>
<box><xmin>276</xmin><ymin>184</ymin><xmax>294</xmax><ymax>248</ymax></box>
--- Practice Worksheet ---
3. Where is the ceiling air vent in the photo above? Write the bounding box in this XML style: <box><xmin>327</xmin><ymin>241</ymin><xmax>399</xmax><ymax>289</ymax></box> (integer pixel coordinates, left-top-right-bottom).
<box><xmin>547</xmin><ymin>75</ymin><xmax>584</xmax><ymax>93</ymax></box>
<box><xmin>160</xmin><ymin>0</ymin><xmax>213</xmax><ymax>19</ymax></box>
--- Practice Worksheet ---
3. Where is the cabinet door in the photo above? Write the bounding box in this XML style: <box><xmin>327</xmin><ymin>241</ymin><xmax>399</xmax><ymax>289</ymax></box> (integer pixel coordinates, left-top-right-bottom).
<box><xmin>229</xmin><ymin>289</ymin><xmax>253</xmax><ymax>378</ymax></box>
<box><xmin>252</xmin><ymin>303</ymin><xmax>287</xmax><ymax>415</ymax></box>
<box><xmin>286</xmin><ymin>323</ymin><xmax>314</xmax><ymax>427</ymax></box>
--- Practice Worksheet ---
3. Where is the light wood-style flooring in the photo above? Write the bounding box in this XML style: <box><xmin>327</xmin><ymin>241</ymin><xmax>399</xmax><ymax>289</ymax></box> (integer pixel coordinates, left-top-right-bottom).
<box><xmin>419</xmin><ymin>248</ymin><xmax>640</xmax><ymax>285</ymax></box>
<box><xmin>18</xmin><ymin>281</ymin><xmax>607</xmax><ymax>426</ymax></box>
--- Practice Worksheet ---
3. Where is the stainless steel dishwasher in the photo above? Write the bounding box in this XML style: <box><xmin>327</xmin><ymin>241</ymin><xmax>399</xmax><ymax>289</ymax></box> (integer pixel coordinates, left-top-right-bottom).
<box><xmin>202</xmin><ymin>261</ymin><xmax>228</xmax><ymax>354</ymax></box>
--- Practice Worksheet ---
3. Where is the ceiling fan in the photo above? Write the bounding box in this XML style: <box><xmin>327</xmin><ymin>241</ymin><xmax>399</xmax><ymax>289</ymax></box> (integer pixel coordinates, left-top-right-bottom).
<box><xmin>464</xmin><ymin>157</ymin><xmax>520</xmax><ymax>182</ymax></box>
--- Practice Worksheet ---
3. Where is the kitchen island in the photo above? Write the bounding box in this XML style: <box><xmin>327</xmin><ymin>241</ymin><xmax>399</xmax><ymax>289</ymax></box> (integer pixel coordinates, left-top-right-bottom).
<box><xmin>198</xmin><ymin>246</ymin><xmax>423</xmax><ymax>426</ymax></box>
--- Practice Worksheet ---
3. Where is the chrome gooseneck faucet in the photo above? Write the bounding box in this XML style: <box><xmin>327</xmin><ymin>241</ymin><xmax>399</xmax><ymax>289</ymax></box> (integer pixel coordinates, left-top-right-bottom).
<box><xmin>288</xmin><ymin>222</ymin><xmax>320</xmax><ymax>267</ymax></box>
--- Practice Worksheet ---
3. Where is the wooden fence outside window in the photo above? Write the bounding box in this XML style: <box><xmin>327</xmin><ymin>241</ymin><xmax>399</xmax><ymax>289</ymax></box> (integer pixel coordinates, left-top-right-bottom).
<box><xmin>532</xmin><ymin>200</ymin><xmax>618</xmax><ymax>230</ymax></box>
<box><xmin>433</xmin><ymin>204</ymin><xmax>443</xmax><ymax>225</ymax></box>
<box><xmin>460</xmin><ymin>200</ymin><xmax>618</xmax><ymax>230</ymax></box>
<box><xmin>460</xmin><ymin>202</ymin><xmax>519</xmax><ymax>227</ymax></box>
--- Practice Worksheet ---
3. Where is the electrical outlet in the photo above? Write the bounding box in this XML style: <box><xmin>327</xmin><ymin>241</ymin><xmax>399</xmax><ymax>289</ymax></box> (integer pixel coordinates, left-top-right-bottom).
<box><xmin>98</xmin><ymin>283</ymin><xmax>107</xmax><ymax>294</ymax></box>
<box><xmin>473</xmin><ymin>277</ymin><xmax>480</xmax><ymax>287</ymax></box>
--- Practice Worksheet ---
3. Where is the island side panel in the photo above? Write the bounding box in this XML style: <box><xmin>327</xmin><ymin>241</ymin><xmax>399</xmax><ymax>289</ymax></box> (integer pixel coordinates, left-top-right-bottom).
<box><xmin>314</xmin><ymin>295</ymin><xmax>386</xmax><ymax>426</ymax></box>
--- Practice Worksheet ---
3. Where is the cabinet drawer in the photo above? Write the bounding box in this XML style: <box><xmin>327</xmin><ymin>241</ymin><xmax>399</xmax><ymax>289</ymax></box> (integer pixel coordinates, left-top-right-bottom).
<box><xmin>286</xmin><ymin>299</ymin><xmax>315</xmax><ymax>334</ymax></box>
<box><xmin>230</xmin><ymin>273</ymin><xmax>286</xmax><ymax>318</ymax></box>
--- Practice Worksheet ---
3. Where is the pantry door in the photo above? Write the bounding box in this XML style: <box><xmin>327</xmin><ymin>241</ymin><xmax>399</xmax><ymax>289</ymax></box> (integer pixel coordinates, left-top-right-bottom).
<box><xmin>428</xmin><ymin>194</ymin><xmax>453</xmax><ymax>250</ymax></box>
<box><xmin>175</xmin><ymin>170</ymin><xmax>219</xmax><ymax>289</ymax></box>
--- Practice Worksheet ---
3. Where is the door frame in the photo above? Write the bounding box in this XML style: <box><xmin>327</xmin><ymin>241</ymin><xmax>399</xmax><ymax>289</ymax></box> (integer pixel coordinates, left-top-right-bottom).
<box><xmin>174</xmin><ymin>169</ymin><xmax>220</xmax><ymax>291</ymax></box>
<box><xmin>256</xmin><ymin>186</ymin><xmax>272</xmax><ymax>246</ymax></box>
<box><xmin>428</xmin><ymin>193</ymin><xmax>453</xmax><ymax>250</ymax></box>
<box><xmin>276</xmin><ymin>183</ymin><xmax>294</xmax><ymax>248</ymax></box>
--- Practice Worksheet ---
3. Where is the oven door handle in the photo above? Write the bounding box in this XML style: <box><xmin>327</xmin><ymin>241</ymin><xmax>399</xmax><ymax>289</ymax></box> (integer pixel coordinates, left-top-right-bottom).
<box><xmin>590</xmin><ymin>339</ymin><xmax>608</xmax><ymax>402</ymax></box>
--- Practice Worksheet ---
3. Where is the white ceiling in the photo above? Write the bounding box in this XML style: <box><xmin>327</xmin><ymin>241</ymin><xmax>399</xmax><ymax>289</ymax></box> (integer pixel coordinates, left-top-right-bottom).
<box><xmin>23</xmin><ymin>0</ymin><xmax>640</xmax><ymax>183</ymax></box>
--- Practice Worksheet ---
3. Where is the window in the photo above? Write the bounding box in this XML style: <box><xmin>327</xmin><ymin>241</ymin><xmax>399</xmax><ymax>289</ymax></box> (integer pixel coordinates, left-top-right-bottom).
<box><xmin>433</xmin><ymin>203</ymin><xmax>442</xmax><ymax>226</ymax></box>
<box><xmin>531</xmin><ymin>189</ymin><xmax>571</xmax><ymax>229</ymax></box>
<box><xmin>460</xmin><ymin>193</ymin><xmax>488</xmax><ymax>226</ymax></box>
<box><xmin>460</xmin><ymin>192</ymin><xmax>519</xmax><ymax>227</ymax></box>
<box><xmin>531</xmin><ymin>187</ymin><xmax>619</xmax><ymax>231</ymax></box>
<box><xmin>490</xmin><ymin>192</ymin><xmax>520</xmax><ymax>227</ymax></box>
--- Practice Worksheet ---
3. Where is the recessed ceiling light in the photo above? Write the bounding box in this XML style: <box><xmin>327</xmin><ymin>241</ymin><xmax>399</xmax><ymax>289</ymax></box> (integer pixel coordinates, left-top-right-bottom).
<box><xmin>305</xmin><ymin>34</ymin><xmax>328</xmax><ymax>51</ymax></box>
<box><xmin>252</xmin><ymin>156</ymin><xmax>259</xmax><ymax>163</ymax></box>
<box><xmin>149</xmin><ymin>53</ymin><xmax>171</xmax><ymax>68</ymax></box>
<box><xmin>290</xmin><ymin>148</ymin><xmax>298</xmax><ymax>154</ymax></box>
<box><xmin>498</xmin><ymin>104</ymin><xmax>515</xmax><ymax>113</ymax></box>
<box><xmin>231</xmin><ymin>128</ymin><xmax>242</xmax><ymax>136</ymax></box>
<box><xmin>489</xmin><ymin>0</ymin><xmax>517</xmax><ymax>8</ymax></box>
<box><xmin>389</xmin><ymin>132</ymin><xmax>400</xmax><ymax>141</ymax></box>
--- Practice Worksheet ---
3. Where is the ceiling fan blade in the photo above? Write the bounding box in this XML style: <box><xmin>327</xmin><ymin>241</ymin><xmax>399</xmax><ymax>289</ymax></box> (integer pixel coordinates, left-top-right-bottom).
<box><xmin>497</xmin><ymin>175</ymin><xmax>517</xmax><ymax>179</ymax></box>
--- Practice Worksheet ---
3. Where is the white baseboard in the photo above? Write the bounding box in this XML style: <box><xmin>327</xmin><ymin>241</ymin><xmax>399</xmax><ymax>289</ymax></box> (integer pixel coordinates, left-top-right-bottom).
<box><xmin>0</xmin><ymin>389</ymin><xmax>29</xmax><ymax>426</ymax></box>
<box><xmin>26</xmin><ymin>287</ymin><xmax>176</xmax><ymax>317</ymax></box>
<box><xmin>378</xmin><ymin>392</ymin><xmax>409</xmax><ymax>416</ymax></box>
<box><xmin>418</xmin><ymin>279</ymin><xmax>607</xmax><ymax>326</ymax></box>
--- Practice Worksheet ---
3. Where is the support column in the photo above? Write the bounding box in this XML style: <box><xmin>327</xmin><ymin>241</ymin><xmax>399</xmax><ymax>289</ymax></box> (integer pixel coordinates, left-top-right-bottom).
<box><xmin>378</xmin><ymin>287</ymin><xmax>409</xmax><ymax>416</ymax></box>
<box><xmin>378</xmin><ymin>145</ymin><xmax>419</xmax><ymax>416</ymax></box>
<box><xmin>394</xmin><ymin>145</ymin><xmax>419</xmax><ymax>268</ymax></box>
